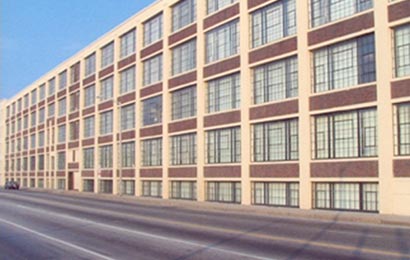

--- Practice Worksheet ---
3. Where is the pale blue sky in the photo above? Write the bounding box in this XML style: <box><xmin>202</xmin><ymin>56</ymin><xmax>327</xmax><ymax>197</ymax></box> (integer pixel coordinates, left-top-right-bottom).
<box><xmin>0</xmin><ymin>0</ymin><xmax>154</xmax><ymax>99</ymax></box>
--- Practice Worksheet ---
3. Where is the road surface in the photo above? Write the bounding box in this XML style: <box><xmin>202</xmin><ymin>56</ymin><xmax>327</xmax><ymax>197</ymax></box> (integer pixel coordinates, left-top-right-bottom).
<box><xmin>0</xmin><ymin>189</ymin><xmax>409</xmax><ymax>260</ymax></box>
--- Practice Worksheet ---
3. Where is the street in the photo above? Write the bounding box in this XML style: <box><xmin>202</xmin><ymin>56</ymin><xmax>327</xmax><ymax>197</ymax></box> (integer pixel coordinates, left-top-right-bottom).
<box><xmin>0</xmin><ymin>190</ymin><xmax>409</xmax><ymax>260</ymax></box>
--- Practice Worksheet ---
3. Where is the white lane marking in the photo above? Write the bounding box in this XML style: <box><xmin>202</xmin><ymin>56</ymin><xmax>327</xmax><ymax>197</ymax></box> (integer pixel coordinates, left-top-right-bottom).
<box><xmin>16</xmin><ymin>204</ymin><xmax>275</xmax><ymax>260</ymax></box>
<box><xmin>0</xmin><ymin>217</ymin><xmax>114</xmax><ymax>260</ymax></box>
<box><xmin>327</xmin><ymin>229</ymin><xmax>383</xmax><ymax>238</ymax></box>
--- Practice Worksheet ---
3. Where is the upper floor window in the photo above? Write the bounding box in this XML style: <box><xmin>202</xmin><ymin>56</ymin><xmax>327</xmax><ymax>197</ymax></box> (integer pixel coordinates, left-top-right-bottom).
<box><xmin>206</xmin><ymin>20</ymin><xmax>239</xmax><ymax>63</ymax></box>
<box><xmin>99</xmin><ymin>145</ymin><xmax>113</xmax><ymax>168</ymax></box>
<box><xmin>252</xmin><ymin>0</ymin><xmax>296</xmax><ymax>48</ymax></box>
<box><xmin>100</xmin><ymin>76</ymin><xmax>114</xmax><ymax>101</ymax></box>
<box><xmin>121</xmin><ymin>104</ymin><xmax>135</xmax><ymax>131</ymax></box>
<box><xmin>254</xmin><ymin>56</ymin><xmax>298</xmax><ymax>104</ymax></box>
<box><xmin>208</xmin><ymin>73</ymin><xmax>240</xmax><ymax>113</ymax></box>
<box><xmin>85</xmin><ymin>53</ymin><xmax>96</xmax><ymax>77</ymax></box>
<box><xmin>207</xmin><ymin>0</ymin><xmax>237</xmax><ymax>14</ymax></box>
<box><xmin>58</xmin><ymin>98</ymin><xmax>66</xmax><ymax>116</ymax></box>
<box><xmin>144</xmin><ymin>13</ymin><xmax>163</xmax><ymax>46</ymax></box>
<box><xmin>313</xmin><ymin>108</ymin><xmax>377</xmax><ymax>159</ymax></box>
<box><xmin>120</xmin><ymin>66</ymin><xmax>135</xmax><ymax>94</ymax></box>
<box><xmin>69</xmin><ymin>92</ymin><xmax>80</xmax><ymax>112</ymax></box>
<box><xmin>83</xmin><ymin>116</ymin><xmax>95</xmax><ymax>138</ymax></box>
<box><xmin>395</xmin><ymin>103</ymin><xmax>410</xmax><ymax>156</ymax></box>
<box><xmin>121</xmin><ymin>142</ymin><xmax>135</xmax><ymax>168</ymax></box>
<box><xmin>24</xmin><ymin>94</ymin><xmax>29</xmax><ymax>108</ymax></box>
<box><xmin>143</xmin><ymin>54</ymin><xmax>163</xmax><ymax>86</ymax></box>
<box><xmin>100</xmin><ymin>110</ymin><xmax>113</xmax><ymax>135</ymax></box>
<box><xmin>171</xmin><ymin>133</ymin><xmax>197</xmax><ymax>165</ymax></box>
<box><xmin>101</xmin><ymin>42</ymin><xmax>114</xmax><ymax>68</ymax></box>
<box><xmin>253</xmin><ymin>119</ymin><xmax>299</xmax><ymax>162</ymax></box>
<box><xmin>70</xmin><ymin>62</ymin><xmax>80</xmax><ymax>84</ymax></box>
<box><xmin>58</xmin><ymin>125</ymin><xmax>66</xmax><ymax>143</ymax></box>
<box><xmin>84</xmin><ymin>85</ymin><xmax>96</xmax><ymax>108</ymax></box>
<box><xmin>171</xmin><ymin>85</ymin><xmax>197</xmax><ymax>120</ymax></box>
<box><xmin>120</xmin><ymin>29</ymin><xmax>136</xmax><ymax>58</ymax></box>
<box><xmin>172</xmin><ymin>39</ymin><xmax>197</xmax><ymax>76</ymax></box>
<box><xmin>142</xmin><ymin>95</ymin><xmax>162</xmax><ymax>126</ymax></box>
<box><xmin>31</xmin><ymin>89</ymin><xmax>37</xmax><ymax>105</ymax></box>
<box><xmin>313</xmin><ymin>34</ymin><xmax>375</xmax><ymax>93</ymax></box>
<box><xmin>48</xmin><ymin>103</ymin><xmax>55</xmax><ymax>117</ymax></box>
<box><xmin>59</xmin><ymin>70</ymin><xmax>67</xmax><ymax>90</ymax></box>
<box><xmin>48</xmin><ymin>78</ymin><xmax>56</xmax><ymax>96</ymax></box>
<box><xmin>311</xmin><ymin>0</ymin><xmax>373</xmax><ymax>28</ymax></box>
<box><xmin>172</xmin><ymin>0</ymin><xmax>196</xmax><ymax>32</ymax></box>
<box><xmin>141</xmin><ymin>138</ymin><xmax>162</xmax><ymax>166</ymax></box>
<box><xmin>69</xmin><ymin>121</ymin><xmax>80</xmax><ymax>141</ymax></box>
<box><xmin>39</xmin><ymin>84</ymin><xmax>46</xmax><ymax>101</ymax></box>
<box><xmin>206</xmin><ymin>127</ymin><xmax>241</xmax><ymax>164</ymax></box>
<box><xmin>83</xmin><ymin>148</ymin><xmax>94</xmax><ymax>169</ymax></box>
<box><xmin>394</xmin><ymin>24</ymin><xmax>410</xmax><ymax>78</ymax></box>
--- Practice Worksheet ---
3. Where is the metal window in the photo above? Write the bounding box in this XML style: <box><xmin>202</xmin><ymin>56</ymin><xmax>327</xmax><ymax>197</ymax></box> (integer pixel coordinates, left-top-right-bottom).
<box><xmin>83</xmin><ymin>148</ymin><xmax>94</xmax><ymax>169</ymax></box>
<box><xmin>120</xmin><ymin>66</ymin><xmax>135</xmax><ymax>94</ymax></box>
<box><xmin>83</xmin><ymin>116</ymin><xmax>95</xmax><ymax>138</ymax></box>
<box><xmin>121</xmin><ymin>104</ymin><xmax>135</xmax><ymax>130</ymax></box>
<box><xmin>100</xmin><ymin>76</ymin><xmax>114</xmax><ymax>101</ymax></box>
<box><xmin>69</xmin><ymin>92</ymin><xmax>80</xmax><ymax>112</ymax></box>
<box><xmin>395</xmin><ymin>103</ymin><xmax>410</xmax><ymax>155</ymax></box>
<box><xmin>69</xmin><ymin>121</ymin><xmax>79</xmax><ymax>141</ymax></box>
<box><xmin>99</xmin><ymin>145</ymin><xmax>113</xmax><ymax>168</ymax></box>
<box><xmin>85</xmin><ymin>53</ymin><xmax>96</xmax><ymax>77</ymax></box>
<box><xmin>144</xmin><ymin>13</ymin><xmax>163</xmax><ymax>46</ymax></box>
<box><xmin>31</xmin><ymin>89</ymin><xmax>37</xmax><ymax>105</ymax></box>
<box><xmin>58</xmin><ymin>98</ymin><xmax>66</xmax><ymax>116</ymax></box>
<box><xmin>48</xmin><ymin>103</ymin><xmax>55</xmax><ymax>117</ymax></box>
<box><xmin>207</xmin><ymin>73</ymin><xmax>240</xmax><ymax>113</ymax></box>
<box><xmin>39</xmin><ymin>84</ymin><xmax>46</xmax><ymax>101</ymax></box>
<box><xmin>58</xmin><ymin>125</ymin><xmax>66</xmax><ymax>143</ymax></box>
<box><xmin>313</xmin><ymin>182</ymin><xmax>378</xmax><ymax>212</ymax></box>
<box><xmin>171</xmin><ymin>181</ymin><xmax>197</xmax><ymax>200</ymax></box>
<box><xmin>120</xmin><ymin>180</ymin><xmax>135</xmax><ymax>196</ymax></box>
<box><xmin>57</xmin><ymin>152</ymin><xmax>65</xmax><ymax>170</ymax></box>
<box><xmin>141</xmin><ymin>138</ymin><xmax>162</xmax><ymax>166</ymax></box>
<box><xmin>100</xmin><ymin>110</ymin><xmax>113</xmax><ymax>135</ymax></box>
<box><xmin>142</xmin><ymin>181</ymin><xmax>162</xmax><ymax>197</ymax></box>
<box><xmin>253</xmin><ymin>119</ymin><xmax>299</xmax><ymax>162</ymax></box>
<box><xmin>252</xmin><ymin>182</ymin><xmax>299</xmax><ymax>207</ymax></box>
<box><xmin>70</xmin><ymin>63</ymin><xmax>80</xmax><ymax>84</ymax></box>
<box><xmin>99</xmin><ymin>180</ymin><xmax>113</xmax><ymax>194</ymax></box>
<box><xmin>171</xmin><ymin>133</ymin><xmax>197</xmax><ymax>165</ymax></box>
<box><xmin>206</xmin><ymin>127</ymin><xmax>241</xmax><ymax>164</ymax></box>
<box><xmin>172</xmin><ymin>0</ymin><xmax>196</xmax><ymax>32</ymax></box>
<box><xmin>101</xmin><ymin>42</ymin><xmax>114</xmax><ymax>68</ymax></box>
<box><xmin>59</xmin><ymin>70</ymin><xmax>67</xmax><ymax>90</ymax></box>
<box><xmin>172</xmin><ymin>39</ymin><xmax>196</xmax><ymax>76</ymax></box>
<box><xmin>143</xmin><ymin>54</ymin><xmax>163</xmax><ymax>86</ymax></box>
<box><xmin>394</xmin><ymin>24</ymin><xmax>410</xmax><ymax>78</ymax></box>
<box><xmin>142</xmin><ymin>95</ymin><xmax>162</xmax><ymax>126</ymax></box>
<box><xmin>313</xmin><ymin>34</ymin><xmax>375</xmax><ymax>93</ymax></box>
<box><xmin>207</xmin><ymin>0</ymin><xmax>237</xmax><ymax>14</ymax></box>
<box><xmin>313</xmin><ymin>108</ymin><xmax>377</xmax><ymax>159</ymax></box>
<box><xmin>206</xmin><ymin>20</ymin><xmax>239</xmax><ymax>63</ymax></box>
<box><xmin>171</xmin><ymin>85</ymin><xmax>196</xmax><ymax>120</ymax></box>
<box><xmin>310</xmin><ymin>0</ymin><xmax>373</xmax><ymax>28</ymax></box>
<box><xmin>207</xmin><ymin>182</ymin><xmax>241</xmax><ymax>203</ymax></box>
<box><xmin>84</xmin><ymin>85</ymin><xmax>95</xmax><ymax>107</ymax></box>
<box><xmin>83</xmin><ymin>179</ymin><xmax>94</xmax><ymax>192</ymax></box>
<box><xmin>121</xmin><ymin>142</ymin><xmax>135</xmax><ymax>168</ymax></box>
<box><xmin>253</xmin><ymin>56</ymin><xmax>298</xmax><ymax>104</ymax></box>
<box><xmin>120</xmin><ymin>29</ymin><xmax>136</xmax><ymax>58</ymax></box>
<box><xmin>251</xmin><ymin>0</ymin><xmax>296</xmax><ymax>48</ymax></box>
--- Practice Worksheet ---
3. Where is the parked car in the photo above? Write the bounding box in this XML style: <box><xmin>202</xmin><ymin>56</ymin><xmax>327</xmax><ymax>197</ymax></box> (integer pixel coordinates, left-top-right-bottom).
<box><xmin>4</xmin><ymin>181</ymin><xmax>20</xmax><ymax>190</ymax></box>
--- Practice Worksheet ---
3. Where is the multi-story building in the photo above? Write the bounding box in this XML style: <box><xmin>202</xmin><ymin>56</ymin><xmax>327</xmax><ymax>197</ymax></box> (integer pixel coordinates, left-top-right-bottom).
<box><xmin>1</xmin><ymin>0</ymin><xmax>410</xmax><ymax>215</ymax></box>
<box><xmin>0</xmin><ymin>100</ymin><xmax>6</xmax><ymax>185</ymax></box>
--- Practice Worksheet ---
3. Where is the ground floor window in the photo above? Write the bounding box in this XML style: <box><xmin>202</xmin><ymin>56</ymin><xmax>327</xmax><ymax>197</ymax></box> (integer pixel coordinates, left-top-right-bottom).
<box><xmin>30</xmin><ymin>178</ymin><xmax>36</xmax><ymax>188</ymax></box>
<box><xmin>142</xmin><ymin>181</ymin><xmax>162</xmax><ymax>198</ymax></box>
<box><xmin>121</xmin><ymin>180</ymin><xmax>135</xmax><ymax>196</ymax></box>
<box><xmin>252</xmin><ymin>182</ymin><xmax>299</xmax><ymax>207</ymax></box>
<box><xmin>171</xmin><ymin>181</ymin><xmax>197</xmax><ymax>200</ymax></box>
<box><xmin>23</xmin><ymin>178</ymin><xmax>28</xmax><ymax>188</ymax></box>
<box><xmin>99</xmin><ymin>180</ymin><xmax>113</xmax><ymax>194</ymax></box>
<box><xmin>313</xmin><ymin>182</ymin><xmax>378</xmax><ymax>212</ymax></box>
<box><xmin>57</xmin><ymin>179</ymin><xmax>66</xmax><ymax>190</ymax></box>
<box><xmin>38</xmin><ymin>178</ymin><xmax>44</xmax><ymax>188</ymax></box>
<box><xmin>207</xmin><ymin>181</ymin><xmax>241</xmax><ymax>203</ymax></box>
<box><xmin>83</xmin><ymin>179</ymin><xmax>94</xmax><ymax>192</ymax></box>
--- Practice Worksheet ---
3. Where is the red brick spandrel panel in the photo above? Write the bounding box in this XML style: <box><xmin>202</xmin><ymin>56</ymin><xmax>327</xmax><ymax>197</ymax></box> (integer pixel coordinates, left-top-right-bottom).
<box><xmin>82</xmin><ymin>170</ymin><xmax>94</xmax><ymax>177</ymax></box>
<box><xmin>38</xmin><ymin>100</ymin><xmax>45</xmax><ymax>108</ymax></box>
<box><xmin>117</xmin><ymin>130</ymin><xmax>135</xmax><ymax>141</ymax></box>
<box><xmin>250</xmin><ymin>99</ymin><xmax>298</xmax><ymax>120</ymax></box>
<box><xmin>311</xmin><ymin>160</ymin><xmax>378</xmax><ymax>178</ymax></box>
<box><xmin>69</xmin><ymin>83</ymin><xmax>80</xmax><ymax>93</ymax></box>
<box><xmin>141</xmin><ymin>41</ymin><xmax>163</xmax><ymax>59</ymax></box>
<box><xmin>391</xmin><ymin>78</ymin><xmax>410</xmax><ymax>99</ymax></box>
<box><xmin>99</xmin><ymin>65</ymin><xmax>114</xmax><ymax>79</ymax></box>
<box><xmin>57</xmin><ymin>144</ymin><xmax>66</xmax><ymax>150</ymax></box>
<box><xmin>140</xmin><ymin>82</ymin><xmax>163</xmax><ymax>98</ymax></box>
<box><xmin>68</xmin><ymin>141</ymin><xmax>79</xmax><ymax>149</ymax></box>
<box><xmin>82</xmin><ymin>75</ymin><xmax>96</xmax><ymax>86</ymax></box>
<box><xmin>82</xmin><ymin>138</ymin><xmax>95</xmax><ymax>146</ymax></box>
<box><xmin>250</xmin><ymin>163</ymin><xmax>299</xmax><ymax>178</ymax></box>
<box><xmin>204</xmin><ymin>165</ymin><xmax>241</xmax><ymax>178</ymax></box>
<box><xmin>310</xmin><ymin>85</ymin><xmax>377</xmax><ymax>111</ymax></box>
<box><xmin>68</xmin><ymin>162</ymin><xmax>79</xmax><ymax>169</ymax></box>
<box><xmin>168</xmin><ymin>71</ymin><xmax>197</xmax><ymax>89</ymax></box>
<box><xmin>140</xmin><ymin>168</ymin><xmax>163</xmax><ymax>178</ymax></box>
<box><xmin>388</xmin><ymin>0</ymin><xmax>410</xmax><ymax>22</ymax></box>
<box><xmin>118</xmin><ymin>54</ymin><xmax>136</xmax><ymax>70</ymax></box>
<box><xmin>57</xmin><ymin>89</ymin><xmax>67</xmax><ymax>98</ymax></box>
<box><xmin>140</xmin><ymin>125</ymin><xmax>163</xmax><ymax>138</ymax></box>
<box><xmin>249</xmin><ymin>37</ymin><xmax>297</xmax><ymax>64</ymax></box>
<box><xmin>248</xmin><ymin>0</ymin><xmax>270</xmax><ymax>9</ymax></box>
<box><xmin>118</xmin><ymin>169</ymin><xmax>135</xmax><ymax>178</ymax></box>
<box><xmin>308</xmin><ymin>12</ymin><xmax>374</xmax><ymax>46</ymax></box>
<box><xmin>168</xmin><ymin>167</ymin><xmax>197</xmax><ymax>178</ymax></box>
<box><xmin>394</xmin><ymin>159</ymin><xmax>410</xmax><ymax>177</ymax></box>
<box><xmin>168</xmin><ymin>118</ymin><xmax>197</xmax><ymax>133</ymax></box>
<box><xmin>98</xmin><ymin>135</ymin><xmax>113</xmax><ymax>144</ymax></box>
<box><xmin>204</xmin><ymin>110</ymin><xmax>240</xmax><ymax>127</ymax></box>
<box><xmin>82</xmin><ymin>106</ymin><xmax>95</xmax><ymax>116</ymax></box>
<box><xmin>69</xmin><ymin>111</ymin><xmax>80</xmax><ymax>120</ymax></box>
<box><xmin>204</xmin><ymin>56</ymin><xmax>240</xmax><ymax>78</ymax></box>
<box><xmin>57</xmin><ymin>171</ymin><xmax>66</xmax><ymax>177</ymax></box>
<box><xmin>204</xmin><ymin>3</ymin><xmax>239</xmax><ymax>30</ymax></box>
<box><xmin>168</xmin><ymin>24</ymin><xmax>197</xmax><ymax>46</ymax></box>
<box><xmin>100</xmin><ymin>170</ymin><xmax>113</xmax><ymax>178</ymax></box>
<box><xmin>98</xmin><ymin>100</ymin><xmax>114</xmax><ymax>111</ymax></box>
<box><xmin>117</xmin><ymin>92</ymin><xmax>136</xmax><ymax>104</ymax></box>
<box><xmin>57</xmin><ymin>117</ymin><xmax>66</xmax><ymax>124</ymax></box>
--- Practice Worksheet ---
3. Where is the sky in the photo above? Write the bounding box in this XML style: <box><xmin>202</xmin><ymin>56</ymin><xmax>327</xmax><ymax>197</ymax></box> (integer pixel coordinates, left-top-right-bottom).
<box><xmin>0</xmin><ymin>0</ymin><xmax>154</xmax><ymax>100</ymax></box>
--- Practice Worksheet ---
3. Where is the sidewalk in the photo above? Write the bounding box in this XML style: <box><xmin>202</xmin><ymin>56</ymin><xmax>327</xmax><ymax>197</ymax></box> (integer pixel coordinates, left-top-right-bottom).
<box><xmin>26</xmin><ymin>188</ymin><xmax>410</xmax><ymax>228</ymax></box>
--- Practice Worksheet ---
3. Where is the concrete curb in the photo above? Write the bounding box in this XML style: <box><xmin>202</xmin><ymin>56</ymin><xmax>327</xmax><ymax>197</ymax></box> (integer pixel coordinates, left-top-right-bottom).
<box><xmin>24</xmin><ymin>188</ymin><xmax>410</xmax><ymax>228</ymax></box>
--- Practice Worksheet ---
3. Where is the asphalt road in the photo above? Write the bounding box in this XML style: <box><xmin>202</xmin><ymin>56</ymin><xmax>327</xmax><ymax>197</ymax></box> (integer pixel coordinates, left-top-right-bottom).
<box><xmin>0</xmin><ymin>190</ymin><xmax>409</xmax><ymax>260</ymax></box>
